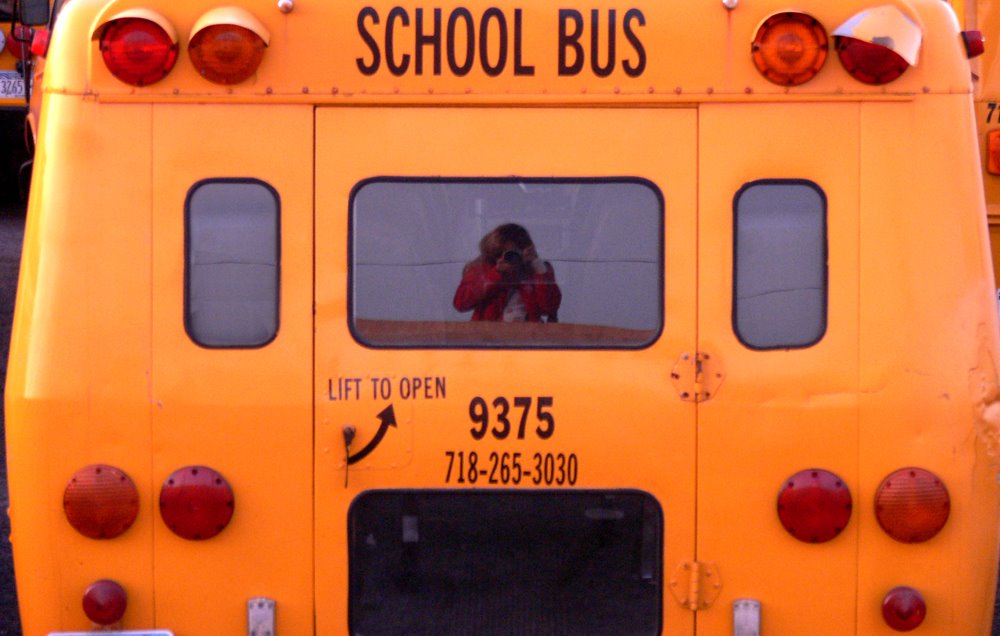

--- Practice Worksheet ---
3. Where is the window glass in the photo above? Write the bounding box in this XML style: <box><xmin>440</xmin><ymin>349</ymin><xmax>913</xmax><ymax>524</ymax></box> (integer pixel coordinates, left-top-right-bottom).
<box><xmin>185</xmin><ymin>179</ymin><xmax>279</xmax><ymax>348</ymax></box>
<box><xmin>349</xmin><ymin>490</ymin><xmax>662</xmax><ymax>635</ymax></box>
<box><xmin>733</xmin><ymin>179</ymin><xmax>827</xmax><ymax>349</ymax></box>
<box><xmin>350</xmin><ymin>179</ymin><xmax>662</xmax><ymax>348</ymax></box>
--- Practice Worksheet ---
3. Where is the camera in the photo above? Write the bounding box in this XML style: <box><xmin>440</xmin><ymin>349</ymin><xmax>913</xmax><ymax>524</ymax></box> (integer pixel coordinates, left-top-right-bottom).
<box><xmin>501</xmin><ymin>249</ymin><xmax>522</xmax><ymax>265</ymax></box>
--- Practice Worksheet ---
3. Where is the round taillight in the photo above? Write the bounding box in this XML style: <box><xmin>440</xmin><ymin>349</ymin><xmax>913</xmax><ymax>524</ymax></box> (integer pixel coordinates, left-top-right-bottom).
<box><xmin>5</xmin><ymin>25</ymin><xmax>32</xmax><ymax>60</ymax></box>
<box><xmin>188</xmin><ymin>24</ymin><xmax>266</xmax><ymax>85</ymax></box>
<box><xmin>881</xmin><ymin>586</ymin><xmax>926</xmax><ymax>631</ymax></box>
<box><xmin>63</xmin><ymin>464</ymin><xmax>140</xmax><ymax>540</ymax></box>
<box><xmin>874</xmin><ymin>467</ymin><xmax>950</xmax><ymax>543</ymax></box>
<box><xmin>835</xmin><ymin>36</ymin><xmax>909</xmax><ymax>85</ymax></box>
<box><xmin>962</xmin><ymin>30</ymin><xmax>985</xmax><ymax>59</ymax></box>
<box><xmin>751</xmin><ymin>12</ymin><xmax>828</xmax><ymax>86</ymax></box>
<box><xmin>776</xmin><ymin>468</ymin><xmax>852</xmax><ymax>543</ymax></box>
<box><xmin>82</xmin><ymin>579</ymin><xmax>127</xmax><ymax>626</ymax></box>
<box><xmin>99</xmin><ymin>18</ymin><xmax>178</xmax><ymax>87</ymax></box>
<box><xmin>159</xmin><ymin>465</ymin><xmax>235</xmax><ymax>540</ymax></box>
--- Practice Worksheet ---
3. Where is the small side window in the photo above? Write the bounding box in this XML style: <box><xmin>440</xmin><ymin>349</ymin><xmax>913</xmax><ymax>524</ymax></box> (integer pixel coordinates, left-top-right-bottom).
<box><xmin>185</xmin><ymin>179</ymin><xmax>280</xmax><ymax>348</ymax></box>
<box><xmin>733</xmin><ymin>179</ymin><xmax>827</xmax><ymax>349</ymax></box>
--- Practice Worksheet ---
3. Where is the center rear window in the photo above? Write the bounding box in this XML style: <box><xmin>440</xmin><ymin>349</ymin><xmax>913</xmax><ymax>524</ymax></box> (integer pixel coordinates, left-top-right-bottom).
<box><xmin>349</xmin><ymin>178</ymin><xmax>663</xmax><ymax>348</ymax></box>
<box><xmin>348</xmin><ymin>490</ymin><xmax>663</xmax><ymax>635</ymax></box>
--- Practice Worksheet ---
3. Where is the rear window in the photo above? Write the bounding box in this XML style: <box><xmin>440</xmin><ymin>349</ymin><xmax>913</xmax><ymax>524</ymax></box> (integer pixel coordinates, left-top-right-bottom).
<box><xmin>349</xmin><ymin>178</ymin><xmax>663</xmax><ymax>348</ymax></box>
<box><xmin>732</xmin><ymin>179</ymin><xmax>827</xmax><ymax>349</ymax></box>
<box><xmin>348</xmin><ymin>490</ymin><xmax>662</xmax><ymax>635</ymax></box>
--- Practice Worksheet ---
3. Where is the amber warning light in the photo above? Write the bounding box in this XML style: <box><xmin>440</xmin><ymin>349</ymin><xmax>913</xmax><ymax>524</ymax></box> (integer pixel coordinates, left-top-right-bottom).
<box><xmin>752</xmin><ymin>12</ymin><xmax>828</xmax><ymax>86</ymax></box>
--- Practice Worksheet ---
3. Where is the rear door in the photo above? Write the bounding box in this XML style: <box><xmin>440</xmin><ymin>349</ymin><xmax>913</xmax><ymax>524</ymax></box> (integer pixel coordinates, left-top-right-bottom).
<box><xmin>696</xmin><ymin>103</ymin><xmax>861</xmax><ymax>634</ymax></box>
<box><xmin>314</xmin><ymin>106</ymin><xmax>698</xmax><ymax>634</ymax></box>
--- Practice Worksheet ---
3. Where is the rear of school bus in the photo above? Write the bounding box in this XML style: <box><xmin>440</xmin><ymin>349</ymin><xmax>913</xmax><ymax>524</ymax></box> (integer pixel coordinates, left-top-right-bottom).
<box><xmin>5</xmin><ymin>0</ymin><xmax>1000</xmax><ymax>634</ymax></box>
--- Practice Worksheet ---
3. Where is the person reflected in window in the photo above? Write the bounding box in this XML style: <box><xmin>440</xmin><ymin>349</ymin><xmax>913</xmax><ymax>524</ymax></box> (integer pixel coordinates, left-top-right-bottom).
<box><xmin>453</xmin><ymin>223</ymin><xmax>561</xmax><ymax>322</ymax></box>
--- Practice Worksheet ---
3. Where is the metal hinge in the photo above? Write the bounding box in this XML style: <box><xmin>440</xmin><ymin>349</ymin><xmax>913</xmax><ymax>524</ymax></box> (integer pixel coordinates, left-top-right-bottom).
<box><xmin>668</xmin><ymin>560</ymin><xmax>723</xmax><ymax>610</ymax></box>
<box><xmin>671</xmin><ymin>352</ymin><xmax>725</xmax><ymax>402</ymax></box>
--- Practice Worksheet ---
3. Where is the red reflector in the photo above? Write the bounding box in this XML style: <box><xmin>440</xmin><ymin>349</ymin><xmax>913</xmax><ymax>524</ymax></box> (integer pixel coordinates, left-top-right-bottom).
<box><xmin>99</xmin><ymin>18</ymin><xmax>178</xmax><ymax>87</ymax></box>
<box><xmin>835</xmin><ymin>36</ymin><xmax>910</xmax><ymax>85</ymax></box>
<box><xmin>776</xmin><ymin>469</ymin><xmax>852</xmax><ymax>543</ymax></box>
<box><xmin>63</xmin><ymin>464</ymin><xmax>140</xmax><ymax>540</ymax></box>
<box><xmin>188</xmin><ymin>24</ymin><xmax>266</xmax><ymax>85</ymax></box>
<box><xmin>987</xmin><ymin>130</ymin><xmax>1000</xmax><ymax>176</ymax></box>
<box><xmin>82</xmin><ymin>579</ymin><xmax>127</xmax><ymax>626</ymax></box>
<box><xmin>874</xmin><ymin>467</ymin><xmax>950</xmax><ymax>543</ymax></box>
<box><xmin>882</xmin><ymin>586</ymin><xmax>927</xmax><ymax>631</ymax></box>
<box><xmin>962</xmin><ymin>30</ymin><xmax>985</xmax><ymax>59</ymax></box>
<box><xmin>751</xmin><ymin>12</ymin><xmax>828</xmax><ymax>86</ymax></box>
<box><xmin>159</xmin><ymin>465</ymin><xmax>235</xmax><ymax>540</ymax></box>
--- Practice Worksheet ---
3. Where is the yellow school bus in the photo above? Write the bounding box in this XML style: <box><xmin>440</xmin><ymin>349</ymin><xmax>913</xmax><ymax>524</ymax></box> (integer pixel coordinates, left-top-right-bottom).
<box><xmin>6</xmin><ymin>0</ymin><xmax>1000</xmax><ymax>634</ymax></box>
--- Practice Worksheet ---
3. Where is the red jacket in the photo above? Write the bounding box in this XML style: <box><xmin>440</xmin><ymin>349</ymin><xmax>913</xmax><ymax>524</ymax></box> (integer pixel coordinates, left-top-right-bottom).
<box><xmin>453</xmin><ymin>260</ymin><xmax>561</xmax><ymax>322</ymax></box>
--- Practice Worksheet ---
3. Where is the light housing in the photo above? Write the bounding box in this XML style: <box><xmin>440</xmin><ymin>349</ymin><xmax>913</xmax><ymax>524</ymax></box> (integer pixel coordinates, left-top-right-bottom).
<box><xmin>63</xmin><ymin>464</ymin><xmax>140</xmax><ymax>540</ymax></box>
<box><xmin>159</xmin><ymin>465</ymin><xmax>235</xmax><ymax>540</ymax></box>
<box><xmin>776</xmin><ymin>468</ymin><xmax>852</xmax><ymax>543</ymax></box>
<box><xmin>188</xmin><ymin>7</ymin><xmax>269</xmax><ymax>85</ymax></box>
<box><xmin>962</xmin><ymin>30</ymin><xmax>985</xmax><ymax>59</ymax></box>
<box><xmin>881</xmin><ymin>586</ymin><xmax>927</xmax><ymax>631</ymax></box>
<box><xmin>5</xmin><ymin>25</ymin><xmax>32</xmax><ymax>60</ymax></box>
<box><xmin>986</xmin><ymin>130</ymin><xmax>1000</xmax><ymax>176</ymax></box>
<box><xmin>82</xmin><ymin>579</ymin><xmax>127</xmax><ymax>626</ymax></box>
<box><xmin>874</xmin><ymin>467</ymin><xmax>950</xmax><ymax>543</ymax></box>
<box><xmin>96</xmin><ymin>11</ymin><xmax>178</xmax><ymax>86</ymax></box>
<box><xmin>751</xmin><ymin>12</ymin><xmax>828</xmax><ymax>86</ymax></box>
<box><xmin>833</xmin><ymin>6</ymin><xmax>921</xmax><ymax>85</ymax></box>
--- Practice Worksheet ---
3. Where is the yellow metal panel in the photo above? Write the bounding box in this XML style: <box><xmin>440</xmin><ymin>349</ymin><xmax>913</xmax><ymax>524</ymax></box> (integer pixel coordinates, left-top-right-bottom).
<box><xmin>314</xmin><ymin>106</ymin><xmax>698</xmax><ymax>634</ymax></box>
<box><xmin>856</xmin><ymin>96</ymin><xmax>1000</xmax><ymax>635</ymax></box>
<box><xmin>696</xmin><ymin>103</ymin><xmax>861</xmax><ymax>635</ymax></box>
<box><xmin>150</xmin><ymin>104</ymin><xmax>314</xmax><ymax>634</ymax></box>
<box><xmin>6</xmin><ymin>98</ymin><xmax>156</xmax><ymax>633</ymax></box>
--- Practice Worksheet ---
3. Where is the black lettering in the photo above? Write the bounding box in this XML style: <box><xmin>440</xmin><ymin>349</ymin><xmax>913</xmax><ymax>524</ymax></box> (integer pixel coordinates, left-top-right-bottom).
<box><xmin>356</xmin><ymin>7</ymin><xmax>381</xmax><ymax>75</ymax></box>
<box><xmin>590</xmin><ymin>9</ymin><xmax>615</xmax><ymax>77</ymax></box>
<box><xmin>480</xmin><ymin>8</ymin><xmax>508</xmax><ymax>77</ymax></box>
<box><xmin>623</xmin><ymin>9</ymin><xmax>646</xmax><ymax>77</ymax></box>
<box><xmin>558</xmin><ymin>9</ymin><xmax>584</xmax><ymax>76</ymax></box>
<box><xmin>447</xmin><ymin>8</ymin><xmax>475</xmax><ymax>76</ymax></box>
<box><xmin>513</xmin><ymin>9</ymin><xmax>534</xmax><ymax>76</ymax></box>
<box><xmin>386</xmin><ymin>7</ymin><xmax>411</xmax><ymax>76</ymax></box>
<box><xmin>415</xmin><ymin>8</ymin><xmax>442</xmax><ymax>75</ymax></box>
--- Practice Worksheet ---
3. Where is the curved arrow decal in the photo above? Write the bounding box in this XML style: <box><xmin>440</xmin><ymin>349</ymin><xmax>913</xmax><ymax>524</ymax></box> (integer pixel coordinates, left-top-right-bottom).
<box><xmin>347</xmin><ymin>404</ymin><xmax>397</xmax><ymax>465</ymax></box>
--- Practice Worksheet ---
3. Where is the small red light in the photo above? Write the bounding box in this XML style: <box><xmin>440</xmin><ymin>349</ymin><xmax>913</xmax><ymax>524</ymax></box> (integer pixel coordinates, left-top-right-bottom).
<box><xmin>5</xmin><ymin>25</ymin><xmax>32</xmax><ymax>60</ymax></box>
<box><xmin>99</xmin><ymin>18</ymin><xmax>178</xmax><ymax>87</ymax></box>
<box><xmin>875</xmin><ymin>467</ymin><xmax>950</xmax><ymax>543</ymax></box>
<box><xmin>188</xmin><ymin>24</ymin><xmax>266</xmax><ymax>85</ymax></box>
<box><xmin>987</xmin><ymin>130</ymin><xmax>1000</xmax><ymax>176</ymax></box>
<box><xmin>31</xmin><ymin>28</ymin><xmax>50</xmax><ymax>58</ymax></box>
<box><xmin>882</xmin><ymin>586</ymin><xmax>927</xmax><ymax>631</ymax></box>
<box><xmin>82</xmin><ymin>579</ymin><xmax>127</xmax><ymax>626</ymax></box>
<box><xmin>776</xmin><ymin>469</ymin><xmax>853</xmax><ymax>543</ymax></box>
<box><xmin>159</xmin><ymin>465</ymin><xmax>235</xmax><ymax>540</ymax></box>
<box><xmin>962</xmin><ymin>30</ymin><xmax>985</xmax><ymax>59</ymax></box>
<box><xmin>63</xmin><ymin>464</ymin><xmax>140</xmax><ymax>540</ymax></box>
<box><xmin>835</xmin><ymin>36</ymin><xmax>910</xmax><ymax>85</ymax></box>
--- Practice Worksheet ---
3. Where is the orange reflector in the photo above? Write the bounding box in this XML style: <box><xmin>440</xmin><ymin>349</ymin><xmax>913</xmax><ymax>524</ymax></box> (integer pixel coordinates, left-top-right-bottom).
<box><xmin>751</xmin><ymin>12</ymin><xmax>828</xmax><ymax>86</ymax></box>
<box><xmin>987</xmin><ymin>130</ymin><xmax>1000</xmax><ymax>176</ymax></box>
<box><xmin>874</xmin><ymin>467</ymin><xmax>950</xmax><ymax>543</ymax></box>
<box><xmin>63</xmin><ymin>464</ymin><xmax>140</xmax><ymax>540</ymax></box>
<box><xmin>188</xmin><ymin>24</ymin><xmax>266</xmax><ymax>84</ymax></box>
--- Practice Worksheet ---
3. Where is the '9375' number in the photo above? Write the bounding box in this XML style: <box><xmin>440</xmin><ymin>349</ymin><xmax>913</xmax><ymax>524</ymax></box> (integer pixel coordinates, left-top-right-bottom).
<box><xmin>469</xmin><ymin>396</ymin><xmax>554</xmax><ymax>440</ymax></box>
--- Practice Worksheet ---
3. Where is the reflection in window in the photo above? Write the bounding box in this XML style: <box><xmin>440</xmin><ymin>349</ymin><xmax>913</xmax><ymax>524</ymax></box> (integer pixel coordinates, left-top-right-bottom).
<box><xmin>350</xmin><ymin>179</ymin><xmax>662</xmax><ymax>347</ymax></box>
<box><xmin>185</xmin><ymin>179</ymin><xmax>280</xmax><ymax>348</ymax></box>
<box><xmin>733</xmin><ymin>179</ymin><xmax>827</xmax><ymax>349</ymax></box>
